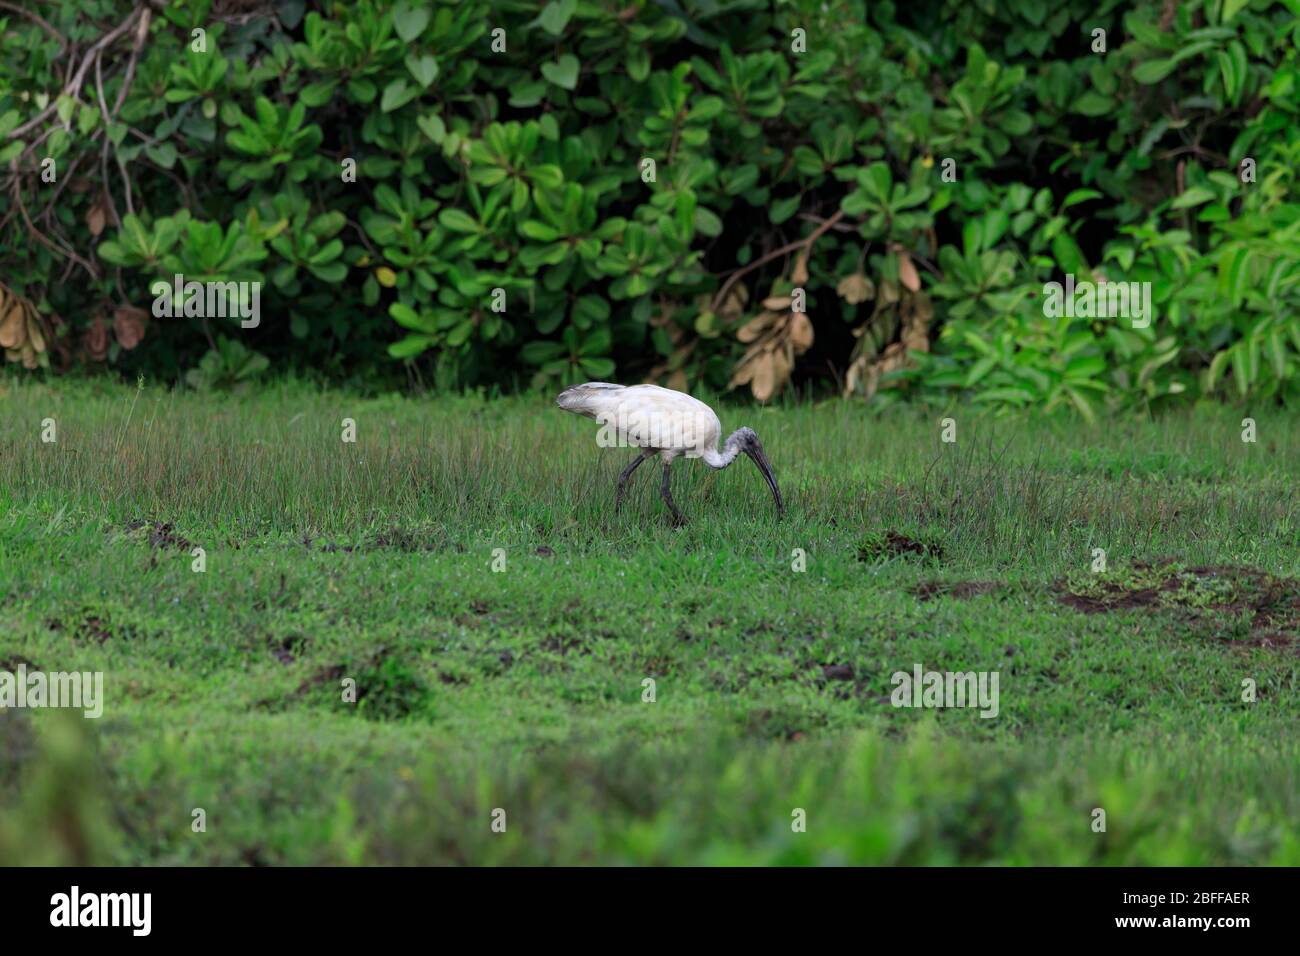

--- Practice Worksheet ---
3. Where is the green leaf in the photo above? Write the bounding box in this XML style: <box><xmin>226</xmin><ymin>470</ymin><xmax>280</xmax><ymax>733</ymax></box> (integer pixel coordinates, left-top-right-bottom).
<box><xmin>627</xmin><ymin>47</ymin><xmax>650</xmax><ymax>83</ymax></box>
<box><xmin>1133</xmin><ymin>59</ymin><xmax>1177</xmax><ymax>84</ymax></box>
<box><xmin>55</xmin><ymin>94</ymin><xmax>76</xmax><ymax>126</ymax></box>
<box><xmin>439</xmin><ymin>209</ymin><xmax>480</xmax><ymax>233</ymax></box>
<box><xmin>416</xmin><ymin>113</ymin><xmax>445</xmax><ymax>143</ymax></box>
<box><xmin>389</xmin><ymin>334</ymin><xmax>436</xmax><ymax>359</ymax></box>
<box><xmin>1221</xmin><ymin>0</ymin><xmax>1251</xmax><ymax>22</ymax></box>
<box><xmin>447</xmin><ymin>320</ymin><xmax>474</xmax><ymax>347</ymax></box>
<box><xmin>1219</xmin><ymin>246</ymin><xmax>1251</xmax><ymax>307</ymax></box>
<box><xmin>1051</xmin><ymin>232</ymin><xmax>1087</xmax><ymax>275</ymax></box>
<box><xmin>541</xmin><ymin>55</ymin><xmax>580</xmax><ymax>91</ymax></box>
<box><xmin>145</xmin><ymin>142</ymin><xmax>178</xmax><ymax>169</ymax></box>
<box><xmin>980</xmin><ymin>209</ymin><xmax>1009</xmax><ymax>249</ymax></box>
<box><xmin>1063</xmin><ymin>386</ymin><xmax>1097</xmax><ymax>424</ymax></box>
<box><xmin>770</xmin><ymin>195</ymin><xmax>800</xmax><ymax>225</ymax></box>
<box><xmin>538</xmin><ymin>0</ymin><xmax>576</xmax><ymax>35</ymax></box>
<box><xmin>519</xmin><ymin>220</ymin><xmax>560</xmax><ymax>241</ymax></box>
<box><xmin>309</xmin><ymin>261</ymin><xmax>348</xmax><ymax>283</ymax></box>
<box><xmin>861</xmin><ymin>162</ymin><xmax>892</xmax><ymax>202</ymax></box>
<box><xmin>1171</xmin><ymin>186</ymin><xmax>1215</xmax><ymax>209</ymax></box>
<box><xmin>1267</xmin><ymin>331</ymin><xmax>1287</xmax><ymax>379</ymax></box>
<box><xmin>392</xmin><ymin>1</ymin><xmax>430</xmax><ymax>42</ymax></box>
<box><xmin>406</xmin><ymin>54</ymin><xmax>439</xmax><ymax>88</ymax></box>
<box><xmin>998</xmin><ymin>109</ymin><xmax>1032</xmax><ymax>136</ymax></box>
<box><xmin>381</xmin><ymin>79</ymin><xmax>419</xmax><ymax>113</ymax></box>
<box><xmin>390</xmin><ymin>302</ymin><xmax>431</xmax><ymax>332</ymax></box>
<box><xmin>1219</xmin><ymin>40</ymin><xmax>1248</xmax><ymax>105</ymax></box>
<box><xmin>1072</xmin><ymin>91</ymin><xmax>1114</xmax><ymax>116</ymax></box>
<box><xmin>299</xmin><ymin>81</ymin><xmax>337</xmax><ymax>108</ymax></box>
<box><xmin>521</xmin><ymin>341</ymin><xmax>564</xmax><ymax>364</ymax></box>
<box><xmin>1205</xmin><ymin>349</ymin><xmax>1230</xmax><ymax>392</ymax></box>
<box><xmin>1061</xmin><ymin>189</ymin><xmax>1103</xmax><ymax>210</ymax></box>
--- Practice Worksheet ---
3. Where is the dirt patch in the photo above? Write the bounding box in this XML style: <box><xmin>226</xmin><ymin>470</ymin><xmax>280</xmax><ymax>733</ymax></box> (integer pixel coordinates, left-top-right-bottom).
<box><xmin>856</xmin><ymin>530</ymin><xmax>945</xmax><ymax>563</ymax></box>
<box><xmin>294</xmin><ymin>663</ymin><xmax>347</xmax><ymax>696</ymax></box>
<box><xmin>540</xmin><ymin>633</ymin><xmax>587</xmax><ymax>656</ymax></box>
<box><xmin>1234</xmin><ymin>633</ymin><xmax>1294</xmax><ymax>651</ymax></box>
<box><xmin>912</xmin><ymin>580</ymin><xmax>1001</xmax><ymax>602</ymax></box>
<box><xmin>820</xmin><ymin>663</ymin><xmax>855</xmax><ymax>681</ymax></box>
<box><xmin>453</xmin><ymin>599</ymin><xmax>494</xmax><ymax>627</ymax></box>
<box><xmin>0</xmin><ymin>654</ymin><xmax>38</xmax><ymax>671</ymax></box>
<box><xmin>1056</xmin><ymin>562</ymin><xmax>1300</xmax><ymax>647</ymax></box>
<box><xmin>53</xmin><ymin>612</ymin><xmax>114</xmax><ymax>643</ymax></box>
<box><xmin>124</xmin><ymin>519</ymin><xmax>195</xmax><ymax>552</ymax></box>
<box><xmin>267</xmin><ymin>632</ymin><xmax>306</xmax><ymax>665</ymax></box>
<box><xmin>291</xmin><ymin>651</ymin><xmax>429</xmax><ymax>718</ymax></box>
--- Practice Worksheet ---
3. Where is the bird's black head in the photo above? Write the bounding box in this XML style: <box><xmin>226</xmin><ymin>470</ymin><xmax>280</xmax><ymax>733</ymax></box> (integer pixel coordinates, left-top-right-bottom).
<box><xmin>732</xmin><ymin>427</ymin><xmax>784</xmax><ymax>517</ymax></box>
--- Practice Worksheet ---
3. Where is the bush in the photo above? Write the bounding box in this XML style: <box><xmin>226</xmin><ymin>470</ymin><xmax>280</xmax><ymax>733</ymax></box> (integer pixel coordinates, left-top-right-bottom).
<box><xmin>0</xmin><ymin>0</ymin><xmax>1298</xmax><ymax>413</ymax></box>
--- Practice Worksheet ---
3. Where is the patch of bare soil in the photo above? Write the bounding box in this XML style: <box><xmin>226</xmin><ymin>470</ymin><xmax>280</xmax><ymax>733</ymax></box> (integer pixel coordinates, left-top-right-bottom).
<box><xmin>47</xmin><ymin>611</ymin><xmax>116</xmax><ymax>643</ymax></box>
<box><xmin>124</xmin><ymin>519</ymin><xmax>195</xmax><ymax>551</ymax></box>
<box><xmin>1056</xmin><ymin>562</ymin><xmax>1300</xmax><ymax>650</ymax></box>
<box><xmin>856</xmin><ymin>530</ymin><xmax>945</xmax><ymax>563</ymax></box>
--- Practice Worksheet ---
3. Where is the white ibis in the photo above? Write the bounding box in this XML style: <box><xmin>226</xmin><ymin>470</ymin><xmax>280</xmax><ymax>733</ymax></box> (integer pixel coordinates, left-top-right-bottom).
<box><xmin>556</xmin><ymin>382</ymin><xmax>784</xmax><ymax>524</ymax></box>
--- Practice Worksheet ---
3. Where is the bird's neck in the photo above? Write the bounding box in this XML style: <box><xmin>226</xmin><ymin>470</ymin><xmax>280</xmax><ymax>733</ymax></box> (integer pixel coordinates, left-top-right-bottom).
<box><xmin>702</xmin><ymin>431</ymin><xmax>744</xmax><ymax>469</ymax></box>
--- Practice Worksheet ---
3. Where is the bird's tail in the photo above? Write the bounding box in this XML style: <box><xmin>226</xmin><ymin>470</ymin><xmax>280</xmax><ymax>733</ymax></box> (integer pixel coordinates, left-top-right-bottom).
<box><xmin>556</xmin><ymin>382</ymin><xmax>622</xmax><ymax>415</ymax></box>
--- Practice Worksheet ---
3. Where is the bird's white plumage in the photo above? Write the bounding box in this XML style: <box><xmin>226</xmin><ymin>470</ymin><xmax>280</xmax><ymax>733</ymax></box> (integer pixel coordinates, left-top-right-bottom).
<box><xmin>557</xmin><ymin>383</ymin><xmax>722</xmax><ymax>460</ymax></box>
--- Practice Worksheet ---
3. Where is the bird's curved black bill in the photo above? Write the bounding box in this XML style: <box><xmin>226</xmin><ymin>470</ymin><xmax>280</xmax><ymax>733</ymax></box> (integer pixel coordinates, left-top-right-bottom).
<box><xmin>744</xmin><ymin>440</ymin><xmax>784</xmax><ymax>517</ymax></box>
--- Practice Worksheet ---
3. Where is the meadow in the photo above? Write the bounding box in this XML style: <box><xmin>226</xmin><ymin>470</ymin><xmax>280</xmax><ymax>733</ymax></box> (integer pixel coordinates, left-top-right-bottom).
<box><xmin>1</xmin><ymin>378</ymin><xmax>1298</xmax><ymax>864</ymax></box>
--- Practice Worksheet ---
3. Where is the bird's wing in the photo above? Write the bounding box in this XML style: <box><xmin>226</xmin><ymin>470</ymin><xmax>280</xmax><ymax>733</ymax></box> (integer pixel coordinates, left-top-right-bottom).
<box><xmin>557</xmin><ymin>383</ymin><xmax>720</xmax><ymax>455</ymax></box>
<box><xmin>555</xmin><ymin>382</ymin><xmax>624</xmax><ymax>416</ymax></box>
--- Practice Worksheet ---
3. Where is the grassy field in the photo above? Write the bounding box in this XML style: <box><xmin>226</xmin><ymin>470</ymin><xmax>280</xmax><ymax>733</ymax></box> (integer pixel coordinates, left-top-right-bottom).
<box><xmin>1</xmin><ymin>377</ymin><xmax>1299</xmax><ymax>865</ymax></box>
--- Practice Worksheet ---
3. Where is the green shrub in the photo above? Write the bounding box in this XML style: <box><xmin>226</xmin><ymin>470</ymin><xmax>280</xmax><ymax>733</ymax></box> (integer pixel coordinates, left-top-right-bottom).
<box><xmin>0</xmin><ymin>0</ymin><xmax>1297</xmax><ymax>412</ymax></box>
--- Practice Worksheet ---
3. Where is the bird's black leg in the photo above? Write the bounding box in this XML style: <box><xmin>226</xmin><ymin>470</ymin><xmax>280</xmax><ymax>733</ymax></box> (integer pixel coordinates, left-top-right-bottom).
<box><xmin>660</xmin><ymin>461</ymin><xmax>685</xmax><ymax>526</ymax></box>
<box><xmin>615</xmin><ymin>451</ymin><xmax>648</xmax><ymax>512</ymax></box>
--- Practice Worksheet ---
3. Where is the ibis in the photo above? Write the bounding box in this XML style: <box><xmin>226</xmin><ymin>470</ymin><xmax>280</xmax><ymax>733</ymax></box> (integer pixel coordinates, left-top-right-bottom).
<box><xmin>556</xmin><ymin>382</ymin><xmax>784</xmax><ymax>524</ymax></box>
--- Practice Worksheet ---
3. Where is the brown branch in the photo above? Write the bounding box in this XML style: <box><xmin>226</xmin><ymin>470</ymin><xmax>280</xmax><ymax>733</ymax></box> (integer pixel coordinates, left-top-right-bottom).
<box><xmin>6</xmin><ymin>6</ymin><xmax>144</xmax><ymax>141</ymax></box>
<box><xmin>94</xmin><ymin>48</ymin><xmax>133</xmax><ymax>216</ymax></box>
<box><xmin>797</xmin><ymin>212</ymin><xmax>857</xmax><ymax>233</ymax></box>
<box><xmin>1157</xmin><ymin>144</ymin><xmax>1229</xmax><ymax>165</ymax></box>
<box><xmin>10</xmin><ymin>177</ymin><xmax>98</xmax><ymax>280</ymax></box>
<box><xmin>709</xmin><ymin>209</ymin><xmax>847</xmax><ymax>313</ymax></box>
<box><xmin>112</xmin><ymin>6</ymin><xmax>151</xmax><ymax>115</ymax></box>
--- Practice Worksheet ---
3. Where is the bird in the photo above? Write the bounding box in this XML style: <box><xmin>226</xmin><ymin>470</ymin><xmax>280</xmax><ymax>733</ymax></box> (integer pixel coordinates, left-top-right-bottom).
<box><xmin>556</xmin><ymin>382</ymin><xmax>784</xmax><ymax>524</ymax></box>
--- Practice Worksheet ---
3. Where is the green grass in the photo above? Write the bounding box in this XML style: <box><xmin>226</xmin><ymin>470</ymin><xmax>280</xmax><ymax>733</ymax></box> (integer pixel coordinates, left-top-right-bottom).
<box><xmin>1</xmin><ymin>377</ymin><xmax>1299</xmax><ymax>864</ymax></box>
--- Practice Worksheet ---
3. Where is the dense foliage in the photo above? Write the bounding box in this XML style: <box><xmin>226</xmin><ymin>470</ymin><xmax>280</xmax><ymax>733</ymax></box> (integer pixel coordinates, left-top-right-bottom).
<box><xmin>1</xmin><ymin>0</ymin><xmax>1298</xmax><ymax>413</ymax></box>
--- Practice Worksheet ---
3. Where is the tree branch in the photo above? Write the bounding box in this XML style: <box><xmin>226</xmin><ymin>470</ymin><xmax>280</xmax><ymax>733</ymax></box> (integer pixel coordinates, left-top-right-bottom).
<box><xmin>709</xmin><ymin>209</ymin><xmax>847</xmax><ymax>313</ymax></box>
<box><xmin>5</xmin><ymin>6</ymin><xmax>144</xmax><ymax>142</ymax></box>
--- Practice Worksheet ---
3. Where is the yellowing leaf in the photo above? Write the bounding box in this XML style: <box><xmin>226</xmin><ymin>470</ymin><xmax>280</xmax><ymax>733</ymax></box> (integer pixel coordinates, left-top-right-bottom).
<box><xmin>736</xmin><ymin>312</ymin><xmax>774</xmax><ymax>343</ymax></box>
<box><xmin>750</xmin><ymin>353</ymin><xmax>776</xmax><ymax>401</ymax></box>
<box><xmin>789</xmin><ymin>311</ymin><xmax>814</xmax><ymax>351</ymax></box>
<box><xmin>836</xmin><ymin>273</ymin><xmax>874</xmax><ymax>305</ymax></box>
<box><xmin>897</xmin><ymin>250</ymin><xmax>920</xmax><ymax>292</ymax></box>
